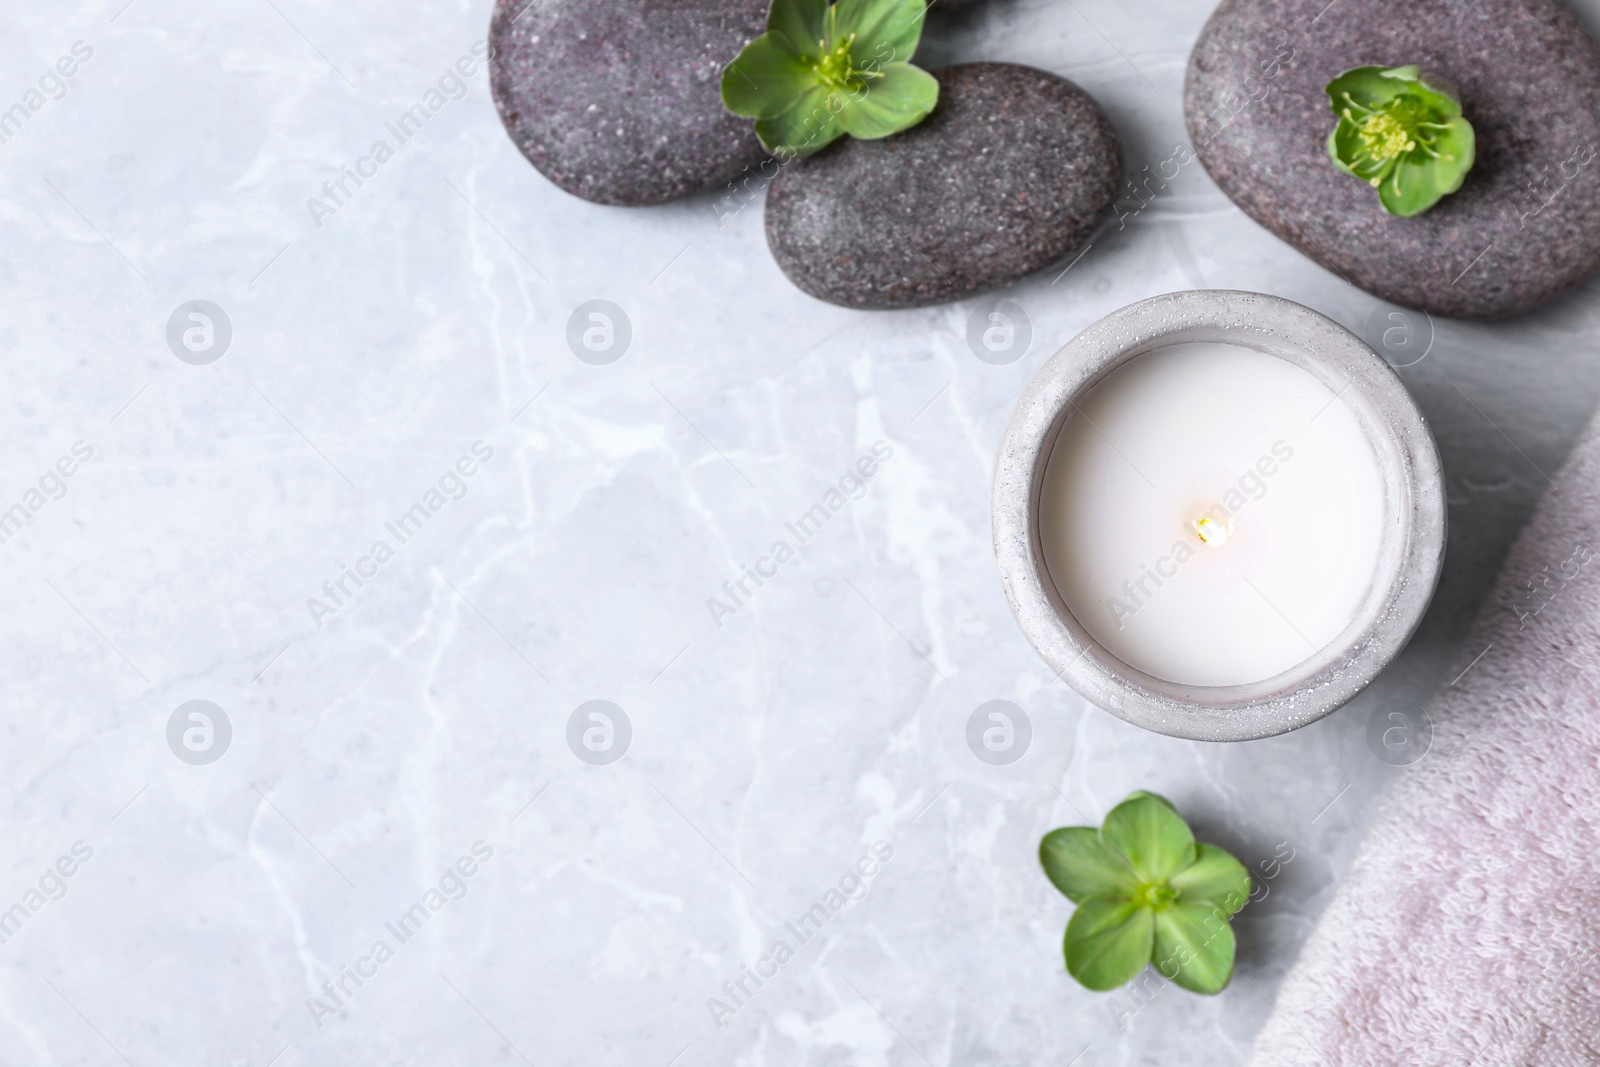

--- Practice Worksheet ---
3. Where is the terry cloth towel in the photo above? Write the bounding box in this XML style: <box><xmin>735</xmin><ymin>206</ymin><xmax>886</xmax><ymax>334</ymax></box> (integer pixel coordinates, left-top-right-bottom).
<box><xmin>1247</xmin><ymin>414</ymin><xmax>1600</xmax><ymax>1067</ymax></box>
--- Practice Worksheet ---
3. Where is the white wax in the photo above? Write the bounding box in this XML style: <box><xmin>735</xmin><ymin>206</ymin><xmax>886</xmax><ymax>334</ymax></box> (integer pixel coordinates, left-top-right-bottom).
<box><xmin>1039</xmin><ymin>342</ymin><xmax>1387</xmax><ymax>687</ymax></box>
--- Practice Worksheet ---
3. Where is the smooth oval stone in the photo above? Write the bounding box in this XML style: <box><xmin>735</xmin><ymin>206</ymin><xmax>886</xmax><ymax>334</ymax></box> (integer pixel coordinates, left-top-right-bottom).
<box><xmin>1186</xmin><ymin>0</ymin><xmax>1600</xmax><ymax>318</ymax></box>
<box><xmin>764</xmin><ymin>62</ymin><xmax>1122</xmax><ymax>309</ymax></box>
<box><xmin>489</xmin><ymin>0</ymin><xmax>768</xmax><ymax>206</ymax></box>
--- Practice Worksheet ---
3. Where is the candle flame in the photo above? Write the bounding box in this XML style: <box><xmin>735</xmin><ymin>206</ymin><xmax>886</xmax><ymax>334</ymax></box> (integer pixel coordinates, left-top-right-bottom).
<box><xmin>1192</xmin><ymin>515</ymin><xmax>1229</xmax><ymax>546</ymax></box>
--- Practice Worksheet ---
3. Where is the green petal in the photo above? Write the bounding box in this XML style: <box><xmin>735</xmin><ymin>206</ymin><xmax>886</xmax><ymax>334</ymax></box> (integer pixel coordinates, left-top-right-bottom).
<box><xmin>1324</xmin><ymin>123</ymin><xmax>1363</xmax><ymax>178</ymax></box>
<box><xmin>833</xmin><ymin>0</ymin><xmax>926</xmax><ymax>63</ymax></box>
<box><xmin>1325</xmin><ymin>65</ymin><xmax>1415</xmax><ymax>114</ymax></box>
<box><xmin>721</xmin><ymin>34</ymin><xmax>818</xmax><ymax>119</ymax></box>
<box><xmin>1040</xmin><ymin>827</ymin><xmax>1142</xmax><ymax>904</ymax></box>
<box><xmin>1378</xmin><ymin>112</ymin><xmax>1472</xmax><ymax>216</ymax></box>
<box><xmin>1376</xmin><ymin>159</ymin><xmax>1440</xmax><ymax>216</ymax></box>
<box><xmin>753</xmin><ymin>84</ymin><xmax>845</xmax><ymax>156</ymax></box>
<box><xmin>1122</xmin><ymin>789</ymin><xmax>1178</xmax><ymax>812</ymax></box>
<box><xmin>766</xmin><ymin>0</ymin><xmax>829</xmax><ymax>56</ymax></box>
<box><xmin>835</xmin><ymin>62</ymin><xmax>937</xmax><ymax>139</ymax></box>
<box><xmin>1375</xmin><ymin>67</ymin><xmax>1463</xmax><ymax>117</ymax></box>
<box><xmin>1376</xmin><ymin>125</ymin><xmax>1471</xmax><ymax>218</ymax></box>
<box><xmin>1427</xmin><ymin>114</ymin><xmax>1475</xmax><ymax>192</ymax></box>
<box><xmin>1101</xmin><ymin>793</ymin><xmax>1197</xmax><ymax>884</ymax></box>
<box><xmin>1169</xmin><ymin>843</ymin><xmax>1251</xmax><ymax>915</ymax></box>
<box><xmin>1414</xmin><ymin>76</ymin><xmax>1463</xmax><ymax>117</ymax></box>
<box><xmin>1064</xmin><ymin>898</ymin><xmax>1154</xmax><ymax>992</ymax></box>
<box><xmin>1152</xmin><ymin>901</ymin><xmax>1236</xmax><ymax>994</ymax></box>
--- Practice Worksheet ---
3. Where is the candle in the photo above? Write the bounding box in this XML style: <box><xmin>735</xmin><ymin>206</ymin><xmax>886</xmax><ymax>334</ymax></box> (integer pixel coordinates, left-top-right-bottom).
<box><xmin>991</xmin><ymin>291</ymin><xmax>1445</xmax><ymax>741</ymax></box>
<box><xmin>1037</xmin><ymin>341</ymin><xmax>1386</xmax><ymax>687</ymax></box>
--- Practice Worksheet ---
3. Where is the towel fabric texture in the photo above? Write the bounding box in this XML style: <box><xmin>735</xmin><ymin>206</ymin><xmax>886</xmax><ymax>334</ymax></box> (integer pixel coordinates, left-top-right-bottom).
<box><xmin>1247</xmin><ymin>414</ymin><xmax>1600</xmax><ymax>1066</ymax></box>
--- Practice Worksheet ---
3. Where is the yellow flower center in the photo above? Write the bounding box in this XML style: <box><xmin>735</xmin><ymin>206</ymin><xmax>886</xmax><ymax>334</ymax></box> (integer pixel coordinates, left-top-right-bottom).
<box><xmin>1358</xmin><ymin>111</ymin><xmax>1417</xmax><ymax>164</ymax></box>
<box><xmin>1134</xmin><ymin>882</ymin><xmax>1178</xmax><ymax>910</ymax></box>
<box><xmin>813</xmin><ymin>34</ymin><xmax>864</xmax><ymax>90</ymax></box>
<box><xmin>809</xmin><ymin>4</ymin><xmax>884</xmax><ymax>94</ymax></box>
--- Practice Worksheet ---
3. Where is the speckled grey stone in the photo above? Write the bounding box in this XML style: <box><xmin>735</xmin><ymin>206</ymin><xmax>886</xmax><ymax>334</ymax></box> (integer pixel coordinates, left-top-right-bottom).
<box><xmin>764</xmin><ymin>62</ymin><xmax>1121</xmax><ymax>309</ymax></box>
<box><xmin>1185</xmin><ymin>0</ymin><xmax>1600</xmax><ymax>318</ymax></box>
<box><xmin>489</xmin><ymin>0</ymin><xmax>768</xmax><ymax>206</ymax></box>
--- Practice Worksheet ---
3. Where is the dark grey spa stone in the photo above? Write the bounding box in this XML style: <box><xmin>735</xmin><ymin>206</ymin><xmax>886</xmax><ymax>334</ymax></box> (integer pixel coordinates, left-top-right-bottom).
<box><xmin>1185</xmin><ymin>0</ymin><xmax>1600</xmax><ymax>318</ymax></box>
<box><xmin>489</xmin><ymin>0</ymin><xmax>768</xmax><ymax>206</ymax></box>
<box><xmin>764</xmin><ymin>63</ymin><xmax>1121</xmax><ymax>309</ymax></box>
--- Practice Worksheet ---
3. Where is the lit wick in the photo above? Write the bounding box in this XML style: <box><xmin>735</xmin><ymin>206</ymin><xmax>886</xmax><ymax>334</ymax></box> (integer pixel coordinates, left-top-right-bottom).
<box><xmin>1192</xmin><ymin>515</ymin><xmax>1229</xmax><ymax>547</ymax></box>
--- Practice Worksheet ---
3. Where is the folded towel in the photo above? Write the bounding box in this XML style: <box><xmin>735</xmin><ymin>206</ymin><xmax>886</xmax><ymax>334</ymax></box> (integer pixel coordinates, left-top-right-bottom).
<box><xmin>1247</xmin><ymin>413</ymin><xmax>1600</xmax><ymax>1066</ymax></box>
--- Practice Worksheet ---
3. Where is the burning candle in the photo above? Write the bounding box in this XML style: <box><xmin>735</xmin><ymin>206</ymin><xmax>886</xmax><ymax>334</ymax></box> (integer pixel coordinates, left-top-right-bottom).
<box><xmin>992</xmin><ymin>291</ymin><xmax>1445</xmax><ymax>741</ymax></box>
<box><xmin>1038</xmin><ymin>341</ymin><xmax>1386</xmax><ymax>687</ymax></box>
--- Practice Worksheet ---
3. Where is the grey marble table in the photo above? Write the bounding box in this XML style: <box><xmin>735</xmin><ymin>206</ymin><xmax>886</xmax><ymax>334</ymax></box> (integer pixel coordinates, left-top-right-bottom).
<box><xmin>4</xmin><ymin>0</ymin><xmax>1600</xmax><ymax>1064</ymax></box>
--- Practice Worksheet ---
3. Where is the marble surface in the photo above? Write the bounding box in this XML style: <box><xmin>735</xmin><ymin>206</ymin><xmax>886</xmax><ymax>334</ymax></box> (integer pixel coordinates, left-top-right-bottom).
<box><xmin>3</xmin><ymin>0</ymin><xmax>1600</xmax><ymax>1064</ymax></box>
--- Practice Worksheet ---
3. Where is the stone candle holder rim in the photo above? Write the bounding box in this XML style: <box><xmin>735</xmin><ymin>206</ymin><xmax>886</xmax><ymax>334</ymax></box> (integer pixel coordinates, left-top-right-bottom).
<box><xmin>991</xmin><ymin>289</ymin><xmax>1447</xmax><ymax>741</ymax></box>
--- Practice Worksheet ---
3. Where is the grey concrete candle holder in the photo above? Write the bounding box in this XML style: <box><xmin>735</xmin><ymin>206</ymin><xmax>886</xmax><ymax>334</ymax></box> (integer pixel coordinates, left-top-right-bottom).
<box><xmin>991</xmin><ymin>290</ymin><xmax>1446</xmax><ymax>741</ymax></box>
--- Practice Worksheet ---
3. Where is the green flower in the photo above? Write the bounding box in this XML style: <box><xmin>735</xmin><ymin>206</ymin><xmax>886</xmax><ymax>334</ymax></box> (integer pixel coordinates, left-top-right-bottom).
<box><xmin>720</xmin><ymin>0</ymin><xmax>939</xmax><ymax>158</ymax></box>
<box><xmin>1039</xmin><ymin>791</ymin><xmax>1251</xmax><ymax>995</ymax></box>
<box><xmin>1325</xmin><ymin>65</ymin><xmax>1475</xmax><ymax>218</ymax></box>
